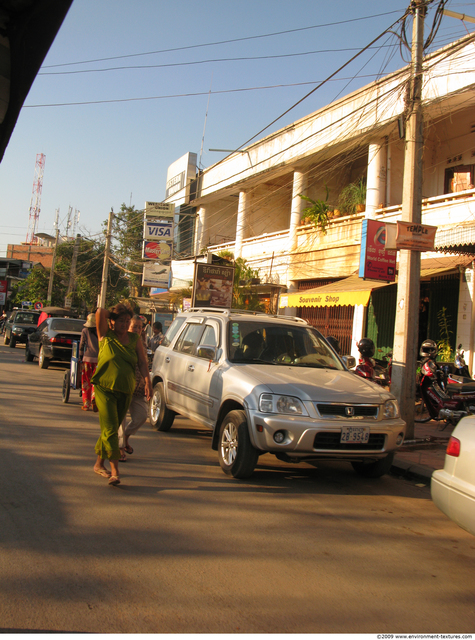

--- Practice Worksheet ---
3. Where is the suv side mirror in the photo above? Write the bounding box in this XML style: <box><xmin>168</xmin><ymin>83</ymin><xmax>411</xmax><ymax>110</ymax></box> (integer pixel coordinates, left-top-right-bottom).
<box><xmin>342</xmin><ymin>355</ymin><xmax>356</xmax><ymax>369</ymax></box>
<box><xmin>197</xmin><ymin>346</ymin><xmax>217</xmax><ymax>361</ymax></box>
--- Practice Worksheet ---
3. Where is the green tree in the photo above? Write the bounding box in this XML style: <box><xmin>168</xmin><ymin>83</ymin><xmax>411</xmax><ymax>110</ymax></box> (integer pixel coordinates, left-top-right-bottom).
<box><xmin>10</xmin><ymin>265</ymin><xmax>63</xmax><ymax>307</ymax></box>
<box><xmin>217</xmin><ymin>252</ymin><xmax>263</xmax><ymax>311</ymax></box>
<box><xmin>110</xmin><ymin>203</ymin><xmax>145</xmax><ymax>298</ymax></box>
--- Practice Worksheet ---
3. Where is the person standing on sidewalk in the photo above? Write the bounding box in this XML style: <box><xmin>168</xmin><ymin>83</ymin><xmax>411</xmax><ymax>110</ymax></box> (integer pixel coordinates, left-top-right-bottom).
<box><xmin>92</xmin><ymin>304</ymin><xmax>152</xmax><ymax>486</ymax></box>
<box><xmin>118</xmin><ymin>315</ymin><xmax>149</xmax><ymax>462</ymax></box>
<box><xmin>79</xmin><ymin>313</ymin><xmax>99</xmax><ymax>411</ymax></box>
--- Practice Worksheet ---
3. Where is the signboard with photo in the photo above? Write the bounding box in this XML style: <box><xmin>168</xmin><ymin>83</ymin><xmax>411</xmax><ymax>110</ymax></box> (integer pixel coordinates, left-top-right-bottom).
<box><xmin>192</xmin><ymin>263</ymin><xmax>235</xmax><ymax>309</ymax></box>
<box><xmin>142</xmin><ymin>263</ymin><xmax>171</xmax><ymax>288</ymax></box>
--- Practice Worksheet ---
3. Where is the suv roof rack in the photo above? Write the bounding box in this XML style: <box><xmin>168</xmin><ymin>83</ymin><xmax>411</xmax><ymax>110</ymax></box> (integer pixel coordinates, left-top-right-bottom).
<box><xmin>184</xmin><ymin>307</ymin><xmax>308</xmax><ymax>323</ymax></box>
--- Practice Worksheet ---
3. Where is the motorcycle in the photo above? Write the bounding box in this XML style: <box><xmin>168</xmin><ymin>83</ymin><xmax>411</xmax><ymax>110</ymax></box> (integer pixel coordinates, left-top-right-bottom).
<box><xmin>416</xmin><ymin>339</ymin><xmax>475</xmax><ymax>426</ymax></box>
<box><xmin>354</xmin><ymin>338</ymin><xmax>390</xmax><ymax>387</ymax></box>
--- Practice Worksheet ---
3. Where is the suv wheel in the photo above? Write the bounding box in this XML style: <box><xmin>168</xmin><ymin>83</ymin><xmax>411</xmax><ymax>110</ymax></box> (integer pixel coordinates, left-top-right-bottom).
<box><xmin>149</xmin><ymin>381</ymin><xmax>175</xmax><ymax>431</ymax></box>
<box><xmin>351</xmin><ymin>452</ymin><xmax>394</xmax><ymax>478</ymax></box>
<box><xmin>25</xmin><ymin>343</ymin><xmax>34</xmax><ymax>362</ymax></box>
<box><xmin>218</xmin><ymin>410</ymin><xmax>259</xmax><ymax>479</ymax></box>
<box><xmin>39</xmin><ymin>347</ymin><xmax>50</xmax><ymax>370</ymax></box>
<box><xmin>9</xmin><ymin>336</ymin><xmax>16</xmax><ymax>348</ymax></box>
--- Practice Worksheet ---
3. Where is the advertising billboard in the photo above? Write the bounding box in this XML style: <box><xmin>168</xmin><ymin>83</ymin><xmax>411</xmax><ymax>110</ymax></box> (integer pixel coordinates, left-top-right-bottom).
<box><xmin>192</xmin><ymin>263</ymin><xmax>234</xmax><ymax>309</ymax></box>
<box><xmin>142</xmin><ymin>263</ymin><xmax>171</xmax><ymax>288</ymax></box>
<box><xmin>144</xmin><ymin>201</ymin><xmax>175</xmax><ymax>219</ymax></box>
<box><xmin>142</xmin><ymin>240</ymin><xmax>173</xmax><ymax>262</ymax></box>
<box><xmin>358</xmin><ymin>219</ymin><xmax>396</xmax><ymax>282</ymax></box>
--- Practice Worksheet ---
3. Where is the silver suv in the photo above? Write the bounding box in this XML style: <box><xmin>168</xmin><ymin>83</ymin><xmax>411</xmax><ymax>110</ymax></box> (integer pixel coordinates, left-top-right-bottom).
<box><xmin>150</xmin><ymin>309</ymin><xmax>406</xmax><ymax>479</ymax></box>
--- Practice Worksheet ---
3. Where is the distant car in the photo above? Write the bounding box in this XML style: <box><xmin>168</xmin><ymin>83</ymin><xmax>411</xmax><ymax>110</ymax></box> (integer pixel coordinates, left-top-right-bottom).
<box><xmin>431</xmin><ymin>417</ymin><xmax>475</xmax><ymax>537</ymax></box>
<box><xmin>3</xmin><ymin>310</ymin><xmax>41</xmax><ymax>348</ymax></box>
<box><xmin>149</xmin><ymin>308</ymin><xmax>406</xmax><ymax>479</ymax></box>
<box><xmin>26</xmin><ymin>317</ymin><xmax>85</xmax><ymax>369</ymax></box>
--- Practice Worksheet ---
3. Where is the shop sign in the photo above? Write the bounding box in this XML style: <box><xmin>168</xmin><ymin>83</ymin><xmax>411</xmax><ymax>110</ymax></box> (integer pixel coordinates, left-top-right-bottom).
<box><xmin>144</xmin><ymin>201</ymin><xmax>175</xmax><ymax>219</ymax></box>
<box><xmin>143</xmin><ymin>219</ymin><xmax>174</xmax><ymax>240</ymax></box>
<box><xmin>395</xmin><ymin>221</ymin><xmax>437</xmax><ymax>250</ymax></box>
<box><xmin>358</xmin><ymin>219</ymin><xmax>396</xmax><ymax>282</ymax></box>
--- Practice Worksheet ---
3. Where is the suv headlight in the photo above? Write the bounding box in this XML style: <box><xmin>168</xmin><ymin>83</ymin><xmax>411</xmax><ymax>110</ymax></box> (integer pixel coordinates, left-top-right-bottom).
<box><xmin>12</xmin><ymin>327</ymin><xmax>23</xmax><ymax>334</ymax></box>
<box><xmin>259</xmin><ymin>393</ymin><xmax>307</xmax><ymax>415</ymax></box>
<box><xmin>383</xmin><ymin>399</ymin><xmax>399</xmax><ymax>419</ymax></box>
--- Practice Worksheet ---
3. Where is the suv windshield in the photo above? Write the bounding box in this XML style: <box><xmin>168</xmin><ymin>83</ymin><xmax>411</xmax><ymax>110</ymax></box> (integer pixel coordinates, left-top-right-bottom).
<box><xmin>14</xmin><ymin>312</ymin><xmax>40</xmax><ymax>324</ymax></box>
<box><xmin>228</xmin><ymin>320</ymin><xmax>344</xmax><ymax>369</ymax></box>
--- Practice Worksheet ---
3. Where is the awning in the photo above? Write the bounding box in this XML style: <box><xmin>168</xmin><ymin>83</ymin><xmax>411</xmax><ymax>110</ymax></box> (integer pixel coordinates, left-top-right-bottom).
<box><xmin>279</xmin><ymin>275</ymin><xmax>394</xmax><ymax>309</ymax></box>
<box><xmin>280</xmin><ymin>258</ymin><xmax>472</xmax><ymax>309</ymax></box>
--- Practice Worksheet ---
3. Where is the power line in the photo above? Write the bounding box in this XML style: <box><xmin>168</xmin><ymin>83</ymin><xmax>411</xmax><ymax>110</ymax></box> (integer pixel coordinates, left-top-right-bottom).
<box><xmin>41</xmin><ymin>10</ymin><xmax>405</xmax><ymax>69</ymax></box>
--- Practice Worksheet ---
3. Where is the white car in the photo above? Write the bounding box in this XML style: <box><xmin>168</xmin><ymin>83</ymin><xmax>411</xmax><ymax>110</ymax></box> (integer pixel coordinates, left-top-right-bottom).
<box><xmin>431</xmin><ymin>417</ymin><xmax>475</xmax><ymax>536</ymax></box>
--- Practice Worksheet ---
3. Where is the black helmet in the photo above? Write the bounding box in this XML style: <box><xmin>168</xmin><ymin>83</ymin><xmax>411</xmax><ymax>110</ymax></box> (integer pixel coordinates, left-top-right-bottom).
<box><xmin>325</xmin><ymin>335</ymin><xmax>340</xmax><ymax>354</ymax></box>
<box><xmin>420</xmin><ymin>338</ymin><xmax>437</xmax><ymax>359</ymax></box>
<box><xmin>357</xmin><ymin>337</ymin><xmax>375</xmax><ymax>358</ymax></box>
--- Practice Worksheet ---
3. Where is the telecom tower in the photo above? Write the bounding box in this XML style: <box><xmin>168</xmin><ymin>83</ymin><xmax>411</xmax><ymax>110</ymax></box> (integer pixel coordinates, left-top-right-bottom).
<box><xmin>25</xmin><ymin>153</ymin><xmax>46</xmax><ymax>244</ymax></box>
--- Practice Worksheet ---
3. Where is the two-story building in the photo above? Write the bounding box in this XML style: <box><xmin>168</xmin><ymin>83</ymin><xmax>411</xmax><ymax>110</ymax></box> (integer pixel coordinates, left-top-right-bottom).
<box><xmin>165</xmin><ymin>33</ymin><xmax>475</xmax><ymax>368</ymax></box>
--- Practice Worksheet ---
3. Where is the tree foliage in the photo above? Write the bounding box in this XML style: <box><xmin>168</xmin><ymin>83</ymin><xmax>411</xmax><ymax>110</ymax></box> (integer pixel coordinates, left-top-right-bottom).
<box><xmin>109</xmin><ymin>203</ymin><xmax>145</xmax><ymax>298</ymax></box>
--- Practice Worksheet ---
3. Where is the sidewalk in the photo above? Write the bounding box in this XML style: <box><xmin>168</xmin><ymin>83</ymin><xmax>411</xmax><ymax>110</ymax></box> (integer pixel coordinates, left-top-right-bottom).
<box><xmin>391</xmin><ymin>418</ymin><xmax>454</xmax><ymax>481</ymax></box>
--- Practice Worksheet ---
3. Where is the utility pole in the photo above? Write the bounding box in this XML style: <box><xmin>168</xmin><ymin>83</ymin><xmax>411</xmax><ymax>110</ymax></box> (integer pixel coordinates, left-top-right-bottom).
<box><xmin>65</xmin><ymin>234</ymin><xmax>81</xmax><ymax>309</ymax></box>
<box><xmin>98</xmin><ymin>210</ymin><xmax>113</xmax><ymax>309</ymax></box>
<box><xmin>391</xmin><ymin>0</ymin><xmax>427</xmax><ymax>439</ymax></box>
<box><xmin>47</xmin><ymin>228</ymin><xmax>60</xmax><ymax>305</ymax></box>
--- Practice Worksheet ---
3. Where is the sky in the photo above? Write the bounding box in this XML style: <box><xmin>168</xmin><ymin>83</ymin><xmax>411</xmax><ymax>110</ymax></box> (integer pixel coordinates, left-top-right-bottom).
<box><xmin>1</xmin><ymin>0</ymin><xmax>475</xmax><ymax>257</ymax></box>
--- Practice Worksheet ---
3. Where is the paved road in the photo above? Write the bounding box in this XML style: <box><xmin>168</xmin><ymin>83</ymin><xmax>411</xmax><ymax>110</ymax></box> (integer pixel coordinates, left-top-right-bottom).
<box><xmin>1</xmin><ymin>343</ymin><xmax>474</xmax><ymax>634</ymax></box>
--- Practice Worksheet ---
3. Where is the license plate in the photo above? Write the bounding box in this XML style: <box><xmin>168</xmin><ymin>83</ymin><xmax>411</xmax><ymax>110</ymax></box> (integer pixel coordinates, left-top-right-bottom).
<box><xmin>340</xmin><ymin>427</ymin><xmax>370</xmax><ymax>444</ymax></box>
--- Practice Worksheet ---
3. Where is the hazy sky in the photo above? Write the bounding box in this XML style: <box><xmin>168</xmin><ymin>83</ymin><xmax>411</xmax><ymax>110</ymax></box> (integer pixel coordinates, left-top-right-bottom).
<box><xmin>1</xmin><ymin>0</ymin><xmax>474</xmax><ymax>256</ymax></box>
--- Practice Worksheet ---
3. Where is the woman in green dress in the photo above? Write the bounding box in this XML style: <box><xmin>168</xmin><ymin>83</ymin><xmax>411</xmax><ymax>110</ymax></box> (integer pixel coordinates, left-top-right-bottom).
<box><xmin>92</xmin><ymin>303</ymin><xmax>152</xmax><ymax>485</ymax></box>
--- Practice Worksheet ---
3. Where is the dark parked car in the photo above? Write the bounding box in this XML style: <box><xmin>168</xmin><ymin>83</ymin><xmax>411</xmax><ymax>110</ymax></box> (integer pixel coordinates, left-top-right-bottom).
<box><xmin>3</xmin><ymin>310</ymin><xmax>41</xmax><ymax>348</ymax></box>
<box><xmin>26</xmin><ymin>317</ymin><xmax>85</xmax><ymax>369</ymax></box>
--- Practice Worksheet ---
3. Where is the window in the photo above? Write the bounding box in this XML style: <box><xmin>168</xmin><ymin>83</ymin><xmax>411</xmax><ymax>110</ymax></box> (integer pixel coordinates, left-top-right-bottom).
<box><xmin>161</xmin><ymin>317</ymin><xmax>186</xmax><ymax>347</ymax></box>
<box><xmin>174</xmin><ymin>323</ymin><xmax>204</xmax><ymax>354</ymax></box>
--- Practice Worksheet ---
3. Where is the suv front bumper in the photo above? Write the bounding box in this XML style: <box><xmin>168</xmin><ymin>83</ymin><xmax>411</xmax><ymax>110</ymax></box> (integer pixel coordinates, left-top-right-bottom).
<box><xmin>248</xmin><ymin>410</ymin><xmax>406</xmax><ymax>460</ymax></box>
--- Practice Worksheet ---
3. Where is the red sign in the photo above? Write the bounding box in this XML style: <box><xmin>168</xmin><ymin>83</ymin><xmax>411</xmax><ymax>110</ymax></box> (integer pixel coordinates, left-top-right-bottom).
<box><xmin>142</xmin><ymin>240</ymin><xmax>172</xmax><ymax>261</ymax></box>
<box><xmin>359</xmin><ymin>219</ymin><xmax>396</xmax><ymax>282</ymax></box>
<box><xmin>0</xmin><ymin>280</ymin><xmax>7</xmax><ymax>294</ymax></box>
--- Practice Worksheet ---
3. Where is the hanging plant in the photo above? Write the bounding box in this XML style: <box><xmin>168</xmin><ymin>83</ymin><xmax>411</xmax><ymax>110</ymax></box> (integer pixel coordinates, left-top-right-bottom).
<box><xmin>299</xmin><ymin>186</ymin><xmax>331</xmax><ymax>234</ymax></box>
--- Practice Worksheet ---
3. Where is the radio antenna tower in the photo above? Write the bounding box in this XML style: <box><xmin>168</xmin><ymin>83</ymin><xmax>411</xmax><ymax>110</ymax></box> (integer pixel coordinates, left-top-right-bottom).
<box><xmin>25</xmin><ymin>153</ymin><xmax>46</xmax><ymax>244</ymax></box>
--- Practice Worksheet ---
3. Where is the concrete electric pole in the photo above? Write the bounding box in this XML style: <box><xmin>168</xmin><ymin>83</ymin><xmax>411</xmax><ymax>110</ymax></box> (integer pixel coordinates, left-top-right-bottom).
<box><xmin>391</xmin><ymin>0</ymin><xmax>428</xmax><ymax>439</ymax></box>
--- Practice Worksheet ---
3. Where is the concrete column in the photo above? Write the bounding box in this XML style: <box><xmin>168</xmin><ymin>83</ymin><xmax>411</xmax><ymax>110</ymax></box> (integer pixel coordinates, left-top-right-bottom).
<box><xmin>289</xmin><ymin>170</ymin><xmax>307</xmax><ymax>253</ymax></box>
<box><xmin>194</xmin><ymin>206</ymin><xmax>207</xmax><ymax>255</ymax></box>
<box><xmin>234</xmin><ymin>191</ymin><xmax>248</xmax><ymax>258</ymax></box>
<box><xmin>351</xmin><ymin>304</ymin><xmax>366</xmax><ymax>361</ymax></box>
<box><xmin>365</xmin><ymin>141</ymin><xmax>385</xmax><ymax>219</ymax></box>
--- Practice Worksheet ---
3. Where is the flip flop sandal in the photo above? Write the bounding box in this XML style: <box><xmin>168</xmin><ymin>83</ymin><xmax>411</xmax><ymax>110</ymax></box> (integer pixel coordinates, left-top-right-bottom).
<box><xmin>119</xmin><ymin>453</ymin><xmax>127</xmax><ymax>462</ymax></box>
<box><xmin>94</xmin><ymin>468</ymin><xmax>111</xmax><ymax>478</ymax></box>
<box><xmin>108</xmin><ymin>475</ymin><xmax>120</xmax><ymax>486</ymax></box>
<box><xmin>124</xmin><ymin>445</ymin><xmax>134</xmax><ymax>455</ymax></box>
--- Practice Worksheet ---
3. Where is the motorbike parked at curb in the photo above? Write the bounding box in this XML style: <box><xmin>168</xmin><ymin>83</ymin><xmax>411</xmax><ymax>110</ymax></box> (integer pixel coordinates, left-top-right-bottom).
<box><xmin>416</xmin><ymin>338</ymin><xmax>475</xmax><ymax>426</ymax></box>
<box><xmin>354</xmin><ymin>338</ymin><xmax>390</xmax><ymax>387</ymax></box>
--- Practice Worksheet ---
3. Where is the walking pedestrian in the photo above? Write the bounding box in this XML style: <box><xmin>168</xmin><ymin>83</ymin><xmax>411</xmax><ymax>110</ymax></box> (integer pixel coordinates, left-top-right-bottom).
<box><xmin>79</xmin><ymin>313</ymin><xmax>99</xmax><ymax>411</ymax></box>
<box><xmin>118</xmin><ymin>315</ymin><xmax>149</xmax><ymax>462</ymax></box>
<box><xmin>92</xmin><ymin>304</ymin><xmax>152</xmax><ymax>486</ymax></box>
<box><xmin>148</xmin><ymin>321</ymin><xmax>164</xmax><ymax>353</ymax></box>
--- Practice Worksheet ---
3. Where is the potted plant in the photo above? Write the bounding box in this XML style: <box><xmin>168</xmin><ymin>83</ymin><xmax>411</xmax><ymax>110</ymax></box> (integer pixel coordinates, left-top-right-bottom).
<box><xmin>299</xmin><ymin>186</ymin><xmax>331</xmax><ymax>234</ymax></box>
<box><xmin>338</xmin><ymin>179</ymin><xmax>366</xmax><ymax>215</ymax></box>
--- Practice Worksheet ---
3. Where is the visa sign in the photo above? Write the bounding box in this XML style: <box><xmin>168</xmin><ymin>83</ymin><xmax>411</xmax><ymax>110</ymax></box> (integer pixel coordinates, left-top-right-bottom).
<box><xmin>144</xmin><ymin>220</ymin><xmax>174</xmax><ymax>240</ymax></box>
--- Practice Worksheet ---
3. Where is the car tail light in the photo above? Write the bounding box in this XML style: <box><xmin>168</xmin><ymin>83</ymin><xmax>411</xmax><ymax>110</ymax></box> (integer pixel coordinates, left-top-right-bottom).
<box><xmin>446</xmin><ymin>436</ymin><xmax>460</xmax><ymax>457</ymax></box>
<box><xmin>50</xmin><ymin>337</ymin><xmax>73</xmax><ymax>345</ymax></box>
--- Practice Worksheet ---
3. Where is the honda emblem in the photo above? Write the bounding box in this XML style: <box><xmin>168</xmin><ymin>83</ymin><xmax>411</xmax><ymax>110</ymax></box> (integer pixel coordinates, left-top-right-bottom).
<box><xmin>345</xmin><ymin>406</ymin><xmax>355</xmax><ymax>417</ymax></box>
